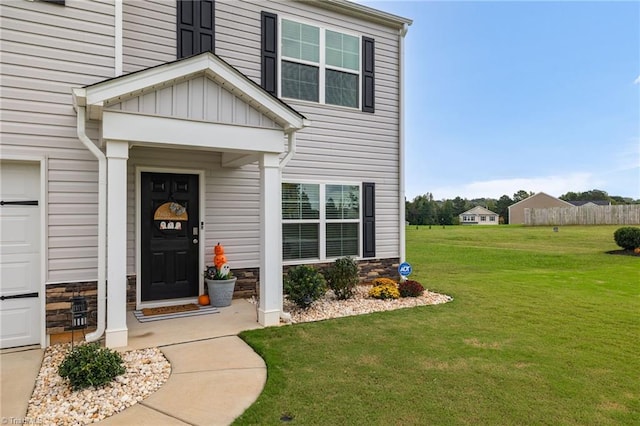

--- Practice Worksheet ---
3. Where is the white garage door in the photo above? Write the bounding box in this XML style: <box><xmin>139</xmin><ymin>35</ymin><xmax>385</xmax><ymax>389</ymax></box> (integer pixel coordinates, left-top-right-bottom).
<box><xmin>1</xmin><ymin>161</ymin><xmax>42</xmax><ymax>348</ymax></box>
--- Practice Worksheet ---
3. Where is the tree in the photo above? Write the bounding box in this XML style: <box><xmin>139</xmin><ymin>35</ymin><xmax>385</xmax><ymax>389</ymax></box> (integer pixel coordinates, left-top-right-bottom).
<box><xmin>560</xmin><ymin>189</ymin><xmax>610</xmax><ymax>202</ymax></box>
<box><xmin>452</xmin><ymin>196</ymin><xmax>469</xmax><ymax>217</ymax></box>
<box><xmin>495</xmin><ymin>195</ymin><xmax>514</xmax><ymax>224</ymax></box>
<box><xmin>437</xmin><ymin>200</ymin><xmax>454</xmax><ymax>225</ymax></box>
<box><xmin>406</xmin><ymin>193</ymin><xmax>437</xmax><ymax>225</ymax></box>
<box><xmin>513</xmin><ymin>190</ymin><xmax>533</xmax><ymax>203</ymax></box>
<box><xmin>560</xmin><ymin>191</ymin><xmax>579</xmax><ymax>201</ymax></box>
<box><xmin>485</xmin><ymin>199</ymin><xmax>497</xmax><ymax>213</ymax></box>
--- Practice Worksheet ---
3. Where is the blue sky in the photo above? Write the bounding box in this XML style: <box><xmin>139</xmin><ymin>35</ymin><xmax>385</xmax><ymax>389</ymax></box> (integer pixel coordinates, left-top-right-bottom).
<box><xmin>362</xmin><ymin>0</ymin><xmax>640</xmax><ymax>200</ymax></box>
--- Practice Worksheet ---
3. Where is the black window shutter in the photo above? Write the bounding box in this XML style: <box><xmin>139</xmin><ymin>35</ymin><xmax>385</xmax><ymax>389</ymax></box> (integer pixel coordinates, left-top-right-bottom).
<box><xmin>362</xmin><ymin>36</ymin><xmax>375</xmax><ymax>113</ymax></box>
<box><xmin>177</xmin><ymin>0</ymin><xmax>215</xmax><ymax>59</ymax></box>
<box><xmin>362</xmin><ymin>182</ymin><xmax>376</xmax><ymax>258</ymax></box>
<box><xmin>261</xmin><ymin>11</ymin><xmax>278</xmax><ymax>96</ymax></box>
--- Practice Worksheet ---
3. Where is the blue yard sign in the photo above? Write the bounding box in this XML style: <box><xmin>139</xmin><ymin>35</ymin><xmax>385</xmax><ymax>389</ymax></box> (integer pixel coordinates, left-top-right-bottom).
<box><xmin>398</xmin><ymin>262</ymin><xmax>412</xmax><ymax>277</ymax></box>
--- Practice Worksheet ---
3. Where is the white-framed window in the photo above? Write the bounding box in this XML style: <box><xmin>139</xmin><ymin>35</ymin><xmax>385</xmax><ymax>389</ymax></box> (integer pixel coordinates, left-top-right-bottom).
<box><xmin>282</xmin><ymin>182</ymin><xmax>361</xmax><ymax>261</ymax></box>
<box><xmin>481</xmin><ymin>216</ymin><xmax>486</xmax><ymax>221</ymax></box>
<box><xmin>282</xmin><ymin>183</ymin><xmax>320</xmax><ymax>260</ymax></box>
<box><xmin>280</xmin><ymin>18</ymin><xmax>361</xmax><ymax>108</ymax></box>
<box><xmin>490</xmin><ymin>216</ymin><xmax>496</xmax><ymax>222</ymax></box>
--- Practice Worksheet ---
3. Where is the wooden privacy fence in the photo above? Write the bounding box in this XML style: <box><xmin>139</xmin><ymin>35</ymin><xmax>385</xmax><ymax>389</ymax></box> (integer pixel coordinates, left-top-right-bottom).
<box><xmin>525</xmin><ymin>205</ymin><xmax>640</xmax><ymax>226</ymax></box>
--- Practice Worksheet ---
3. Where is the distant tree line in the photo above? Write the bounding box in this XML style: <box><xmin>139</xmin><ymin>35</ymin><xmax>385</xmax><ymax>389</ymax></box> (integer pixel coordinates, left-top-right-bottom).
<box><xmin>406</xmin><ymin>189</ymin><xmax>640</xmax><ymax>225</ymax></box>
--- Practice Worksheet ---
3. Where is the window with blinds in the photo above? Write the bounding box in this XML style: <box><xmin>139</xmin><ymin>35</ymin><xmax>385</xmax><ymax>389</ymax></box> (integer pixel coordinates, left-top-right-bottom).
<box><xmin>282</xmin><ymin>183</ymin><xmax>320</xmax><ymax>260</ymax></box>
<box><xmin>326</xmin><ymin>184</ymin><xmax>359</xmax><ymax>257</ymax></box>
<box><xmin>283</xmin><ymin>183</ymin><xmax>361</xmax><ymax>261</ymax></box>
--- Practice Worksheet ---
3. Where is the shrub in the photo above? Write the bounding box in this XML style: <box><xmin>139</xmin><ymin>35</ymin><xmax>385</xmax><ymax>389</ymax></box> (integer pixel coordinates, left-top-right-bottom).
<box><xmin>284</xmin><ymin>265</ymin><xmax>327</xmax><ymax>308</ymax></box>
<box><xmin>371</xmin><ymin>277</ymin><xmax>398</xmax><ymax>288</ymax></box>
<box><xmin>58</xmin><ymin>343</ymin><xmax>125</xmax><ymax>390</ymax></box>
<box><xmin>369</xmin><ymin>281</ymin><xmax>400</xmax><ymax>300</ymax></box>
<box><xmin>325</xmin><ymin>257</ymin><xmax>359</xmax><ymax>300</ymax></box>
<box><xmin>399</xmin><ymin>280</ymin><xmax>425</xmax><ymax>298</ymax></box>
<box><xmin>613</xmin><ymin>227</ymin><xmax>640</xmax><ymax>250</ymax></box>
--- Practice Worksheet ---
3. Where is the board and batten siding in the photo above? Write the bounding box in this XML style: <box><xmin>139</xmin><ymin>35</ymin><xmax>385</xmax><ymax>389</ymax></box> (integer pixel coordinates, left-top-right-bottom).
<box><xmin>105</xmin><ymin>75</ymin><xmax>280</xmax><ymax>129</ymax></box>
<box><xmin>1</xmin><ymin>0</ymin><xmax>116</xmax><ymax>283</ymax></box>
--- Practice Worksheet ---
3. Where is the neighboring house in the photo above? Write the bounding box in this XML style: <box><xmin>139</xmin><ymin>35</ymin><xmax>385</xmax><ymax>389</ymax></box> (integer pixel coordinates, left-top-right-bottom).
<box><xmin>459</xmin><ymin>206</ymin><xmax>499</xmax><ymax>225</ymax></box>
<box><xmin>567</xmin><ymin>200</ymin><xmax>611</xmax><ymax>207</ymax></box>
<box><xmin>508</xmin><ymin>192</ymin><xmax>574</xmax><ymax>224</ymax></box>
<box><xmin>0</xmin><ymin>0</ymin><xmax>411</xmax><ymax>349</ymax></box>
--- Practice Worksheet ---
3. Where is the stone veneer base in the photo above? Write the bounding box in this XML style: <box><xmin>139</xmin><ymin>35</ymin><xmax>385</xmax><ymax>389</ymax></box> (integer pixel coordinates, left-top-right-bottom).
<box><xmin>45</xmin><ymin>258</ymin><xmax>399</xmax><ymax>334</ymax></box>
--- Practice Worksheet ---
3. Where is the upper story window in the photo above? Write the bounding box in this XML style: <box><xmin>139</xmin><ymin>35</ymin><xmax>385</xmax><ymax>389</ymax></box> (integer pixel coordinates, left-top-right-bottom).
<box><xmin>280</xmin><ymin>19</ymin><xmax>360</xmax><ymax>109</ymax></box>
<box><xmin>261</xmin><ymin>12</ymin><xmax>375</xmax><ymax>113</ymax></box>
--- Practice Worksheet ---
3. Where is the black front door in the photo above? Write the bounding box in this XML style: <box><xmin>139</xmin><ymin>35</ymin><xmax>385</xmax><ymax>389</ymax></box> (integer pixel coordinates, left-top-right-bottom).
<box><xmin>141</xmin><ymin>172</ymin><xmax>199</xmax><ymax>301</ymax></box>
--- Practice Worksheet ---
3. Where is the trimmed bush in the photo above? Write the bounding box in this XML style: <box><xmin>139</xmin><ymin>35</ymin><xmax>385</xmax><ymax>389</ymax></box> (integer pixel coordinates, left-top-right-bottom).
<box><xmin>371</xmin><ymin>277</ymin><xmax>398</xmax><ymax>288</ymax></box>
<box><xmin>284</xmin><ymin>265</ymin><xmax>327</xmax><ymax>308</ymax></box>
<box><xmin>613</xmin><ymin>227</ymin><xmax>640</xmax><ymax>250</ymax></box>
<box><xmin>325</xmin><ymin>257</ymin><xmax>359</xmax><ymax>300</ymax></box>
<box><xmin>369</xmin><ymin>282</ymin><xmax>400</xmax><ymax>300</ymax></box>
<box><xmin>58</xmin><ymin>343</ymin><xmax>125</xmax><ymax>390</ymax></box>
<box><xmin>399</xmin><ymin>280</ymin><xmax>425</xmax><ymax>298</ymax></box>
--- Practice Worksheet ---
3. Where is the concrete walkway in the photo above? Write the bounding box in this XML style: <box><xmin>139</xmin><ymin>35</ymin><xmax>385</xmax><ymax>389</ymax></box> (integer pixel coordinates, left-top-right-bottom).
<box><xmin>0</xmin><ymin>299</ymin><xmax>266</xmax><ymax>425</ymax></box>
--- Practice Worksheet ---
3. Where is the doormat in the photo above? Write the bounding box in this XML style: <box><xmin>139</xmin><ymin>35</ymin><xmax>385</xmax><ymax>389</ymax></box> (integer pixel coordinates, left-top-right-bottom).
<box><xmin>142</xmin><ymin>304</ymin><xmax>199</xmax><ymax>316</ymax></box>
<box><xmin>134</xmin><ymin>304</ymin><xmax>219</xmax><ymax>323</ymax></box>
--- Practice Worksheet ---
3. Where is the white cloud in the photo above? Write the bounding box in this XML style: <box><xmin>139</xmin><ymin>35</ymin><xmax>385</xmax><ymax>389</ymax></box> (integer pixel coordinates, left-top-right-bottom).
<box><xmin>429</xmin><ymin>173</ymin><xmax>601</xmax><ymax>200</ymax></box>
<box><xmin>635</xmin><ymin>75</ymin><xmax>640</xmax><ymax>85</ymax></box>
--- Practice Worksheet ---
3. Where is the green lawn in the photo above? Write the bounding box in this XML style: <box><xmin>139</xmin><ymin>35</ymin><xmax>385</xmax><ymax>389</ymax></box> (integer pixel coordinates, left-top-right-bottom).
<box><xmin>236</xmin><ymin>225</ymin><xmax>640</xmax><ymax>425</ymax></box>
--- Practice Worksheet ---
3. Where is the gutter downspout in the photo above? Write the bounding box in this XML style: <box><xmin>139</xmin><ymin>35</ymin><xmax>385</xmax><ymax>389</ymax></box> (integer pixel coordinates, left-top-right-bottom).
<box><xmin>115</xmin><ymin>0</ymin><xmax>123</xmax><ymax>77</ymax></box>
<box><xmin>76</xmin><ymin>106</ymin><xmax>107</xmax><ymax>342</ymax></box>
<box><xmin>399</xmin><ymin>23</ymin><xmax>409</xmax><ymax>264</ymax></box>
<box><xmin>277</xmin><ymin>130</ymin><xmax>297</xmax><ymax>324</ymax></box>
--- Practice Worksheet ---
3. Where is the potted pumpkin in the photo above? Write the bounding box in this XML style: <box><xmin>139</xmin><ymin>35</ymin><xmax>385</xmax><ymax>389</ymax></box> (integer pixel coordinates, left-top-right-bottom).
<box><xmin>204</xmin><ymin>243</ymin><xmax>237</xmax><ymax>307</ymax></box>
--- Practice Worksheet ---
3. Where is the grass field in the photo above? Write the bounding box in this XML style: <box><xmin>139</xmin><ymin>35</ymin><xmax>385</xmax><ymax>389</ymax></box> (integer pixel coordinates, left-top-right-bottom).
<box><xmin>236</xmin><ymin>225</ymin><xmax>639</xmax><ymax>425</ymax></box>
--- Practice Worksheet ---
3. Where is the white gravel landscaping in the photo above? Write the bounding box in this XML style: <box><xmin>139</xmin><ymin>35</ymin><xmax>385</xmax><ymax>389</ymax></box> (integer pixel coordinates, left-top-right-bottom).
<box><xmin>281</xmin><ymin>285</ymin><xmax>453</xmax><ymax>323</ymax></box>
<box><xmin>26</xmin><ymin>286</ymin><xmax>452</xmax><ymax>425</ymax></box>
<box><xmin>26</xmin><ymin>346</ymin><xmax>170</xmax><ymax>425</ymax></box>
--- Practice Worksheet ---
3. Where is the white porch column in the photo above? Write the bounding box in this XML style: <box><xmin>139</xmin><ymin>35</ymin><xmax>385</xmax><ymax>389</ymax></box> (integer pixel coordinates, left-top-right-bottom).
<box><xmin>105</xmin><ymin>140</ymin><xmax>129</xmax><ymax>347</ymax></box>
<box><xmin>258</xmin><ymin>152</ymin><xmax>282</xmax><ymax>326</ymax></box>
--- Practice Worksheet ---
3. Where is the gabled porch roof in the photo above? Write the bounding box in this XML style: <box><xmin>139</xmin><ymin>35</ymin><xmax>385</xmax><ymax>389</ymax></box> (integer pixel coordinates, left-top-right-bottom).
<box><xmin>72</xmin><ymin>52</ymin><xmax>308</xmax><ymax>132</ymax></box>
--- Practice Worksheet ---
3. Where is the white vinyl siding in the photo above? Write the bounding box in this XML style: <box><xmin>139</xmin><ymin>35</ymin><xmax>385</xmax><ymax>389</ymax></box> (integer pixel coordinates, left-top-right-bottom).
<box><xmin>215</xmin><ymin>0</ymin><xmax>402</xmax><ymax>260</ymax></box>
<box><xmin>124</xmin><ymin>0</ymin><xmax>400</xmax><ymax>260</ymax></box>
<box><xmin>1</xmin><ymin>0</ymin><xmax>403</xmax><ymax>286</ymax></box>
<box><xmin>122</xmin><ymin>0</ymin><xmax>176</xmax><ymax>73</ymax></box>
<box><xmin>0</xmin><ymin>0</ymin><xmax>114</xmax><ymax>283</ymax></box>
